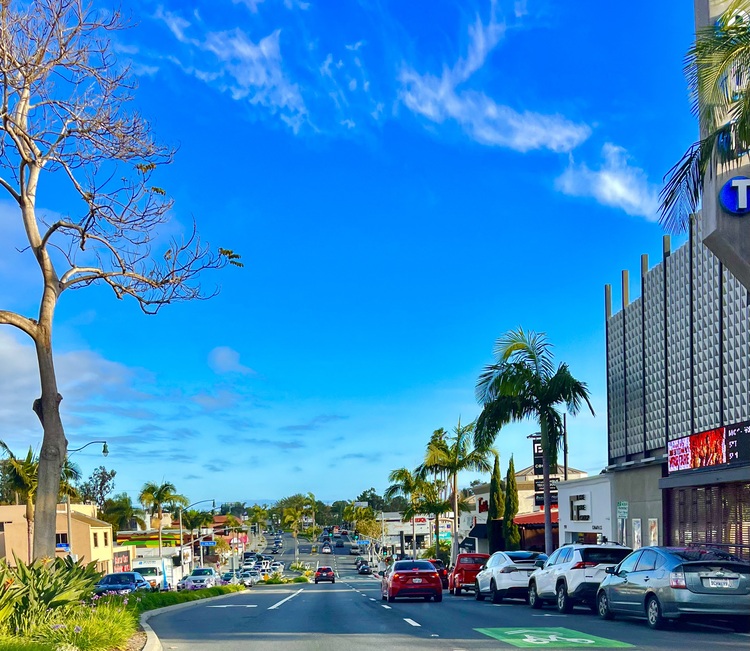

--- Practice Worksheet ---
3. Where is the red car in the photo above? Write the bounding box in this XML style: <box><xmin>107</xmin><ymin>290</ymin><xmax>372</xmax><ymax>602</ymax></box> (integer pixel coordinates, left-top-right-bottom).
<box><xmin>314</xmin><ymin>566</ymin><xmax>335</xmax><ymax>584</ymax></box>
<box><xmin>448</xmin><ymin>553</ymin><xmax>490</xmax><ymax>595</ymax></box>
<box><xmin>381</xmin><ymin>560</ymin><xmax>443</xmax><ymax>602</ymax></box>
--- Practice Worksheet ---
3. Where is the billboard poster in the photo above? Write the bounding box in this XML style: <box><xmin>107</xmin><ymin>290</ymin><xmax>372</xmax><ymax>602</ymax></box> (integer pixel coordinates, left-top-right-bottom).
<box><xmin>632</xmin><ymin>519</ymin><xmax>642</xmax><ymax>550</ymax></box>
<box><xmin>668</xmin><ymin>426</ymin><xmax>728</xmax><ymax>472</ymax></box>
<box><xmin>648</xmin><ymin>518</ymin><xmax>659</xmax><ymax>547</ymax></box>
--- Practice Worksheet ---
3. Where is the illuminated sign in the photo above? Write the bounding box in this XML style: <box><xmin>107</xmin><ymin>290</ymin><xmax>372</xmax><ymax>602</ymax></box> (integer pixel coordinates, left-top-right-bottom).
<box><xmin>668</xmin><ymin>420</ymin><xmax>750</xmax><ymax>473</ymax></box>
<box><xmin>719</xmin><ymin>176</ymin><xmax>750</xmax><ymax>215</ymax></box>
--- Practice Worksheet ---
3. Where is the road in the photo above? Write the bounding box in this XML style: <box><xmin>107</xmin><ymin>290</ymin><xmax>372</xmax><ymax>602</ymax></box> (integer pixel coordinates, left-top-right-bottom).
<box><xmin>149</xmin><ymin>532</ymin><xmax>750</xmax><ymax>650</ymax></box>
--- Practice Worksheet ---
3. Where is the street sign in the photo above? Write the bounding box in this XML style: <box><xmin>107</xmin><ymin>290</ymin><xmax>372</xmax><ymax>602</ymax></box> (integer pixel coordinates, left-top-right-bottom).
<box><xmin>534</xmin><ymin>477</ymin><xmax>560</xmax><ymax>492</ymax></box>
<box><xmin>532</xmin><ymin>437</ymin><xmax>544</xmax><ymax>476</ymax></box>
<box><xmin>200</xmin><ymin>540</ymin><xmax>217</xmax><ymax>547</ymax></box>
<box><xmin>534</xmin><ymin>492</ymin><xmax>558</xmax><ymax>507</ymax></box>
<box><xmin>438</xmin><ymin>531</ymin><xmax>452</xmax><ymax>541</ymax></box>
<box><xmin>616</xmin><ymin>501</ymin><xmax>629</xmax><ymax>519</ymax></box>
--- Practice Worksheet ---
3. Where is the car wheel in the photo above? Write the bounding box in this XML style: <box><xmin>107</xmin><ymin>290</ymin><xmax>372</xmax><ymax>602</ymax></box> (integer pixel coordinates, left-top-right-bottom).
<box><xmin>381</xmin><ymin>591</ymin><xmax>387</xmax><ymax>601</ymax></box>
<box><xmin>597</xmin><ymin>590</ymin><xmax>614</xmax><ymax>620</ymax></box>
<box><xmin>491</xmin><ymin>580</ymin><xmax>503</xmax><ymax>604</ymax></box>
<box><xmin>556</xmin><ymin>583</ymin><xmax>572</xmax><ymax>613</ymax></box>
<box><xmin>454</xmin><ymin>585</ymin><xmax>461</xmax><ymax>596</ymax></box>
<box><xmin>314</xmin><ymin>580</ymin><xmax>318</xmax><ymax>584</ymax></box>
<box><xmin>646</xmin><ymin>595</ymin><xmax>666</xmax><ymax>630</ymax></box>
<box><xmin>388</xmin><ymin>593</ymin><xmax>396</xmax><ymax>603</ymax></box>
<box><xmin>449</xmin><ymin>585</ymin><xmax>455</xmax><ymax>595</ymax></box>
<box><xmin>332</xmin><ymin>579</ymin><xmax>335</xmax><ymax>584</ymax></box>
<box><xmin>475</xmin><ymin>582</ymin><xmax>485</xmax><ymax>601</ymax></box>
<box><xmin>434</xmin><ymin>591</ymin><xmax>442</xmax><ymax>603</ymax></box>
<box><xmin>529</xmin><ymin>582</ymin><xmax>543</xmax><ymax>609</ymax></box>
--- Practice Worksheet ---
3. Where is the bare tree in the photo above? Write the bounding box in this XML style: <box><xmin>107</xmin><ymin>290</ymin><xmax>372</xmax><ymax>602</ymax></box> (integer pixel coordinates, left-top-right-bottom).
<box><xmin>0</xmin><ymin>0</ymin><xmax>240</xmax><ymax>559</ymax></box>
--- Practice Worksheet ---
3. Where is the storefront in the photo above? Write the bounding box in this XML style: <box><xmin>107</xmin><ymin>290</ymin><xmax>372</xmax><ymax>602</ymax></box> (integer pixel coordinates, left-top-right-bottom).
<box><xmin>557</xmin><ymin>474</ymin><xmax>614</xmax><ymax>545</ymax></box>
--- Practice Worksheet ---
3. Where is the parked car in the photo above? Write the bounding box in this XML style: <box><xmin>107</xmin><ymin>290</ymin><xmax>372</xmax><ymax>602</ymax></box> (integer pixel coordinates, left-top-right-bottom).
<box><xmin>475</xmin><ymin>551</ymin><xmax>547</xmax><ymax>603</ymax></box>
<box><xmin>425</xmin><ymin>558</ymin><xmax>449</xmax><ymax>588</ymax></box>
<box><xmin>315</xmin><ymin>566</ymin><xmax>336</xmax><ymax>584</ymax></box>
<box><xmin>358</xmin><ymin>563</ymin><xmax>373</xmax><ymax>575</ymax></box>
<box><xmin>596</xmin><ymin>546</ymin><xmax>750</xmax><ymax>631</ymax></box>
<box><xmin>183</xmin><ymin>567</ymin><xmax>218</xmax><ymax>590</ymax></box>
<box><xmin>94</xmin><ymin>572</ymin><xmax>152</xmax><ymax>595</ymax></box>
<box><xmin>350</xmin><ymin>545</ymin><xmax>361</xmax><ymax>555</ymax></box>
<box><xmin>528</xmin><ymin>543</ymin><xmax>632</xmax><ymax>612</ymax></box>
<box><xmin>382</xmin><ymin>560</ymin><xmax>443</xmax><ymax>602</ymax></box>
<box><xmin>448</xmin><ymin>553</ymin><xmax>490</xmax><ymax>595</ymax></box>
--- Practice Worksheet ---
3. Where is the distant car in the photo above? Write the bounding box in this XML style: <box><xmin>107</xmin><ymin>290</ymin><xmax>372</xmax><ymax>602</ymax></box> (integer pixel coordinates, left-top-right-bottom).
<box><xmin>220</xmin><ymin>571</ymin><xmax>241</xmax><ymax>585</ymax></box>
<box><xmin>528</xmin><ymin>543</ymin><xmax>632</xmax><ymax>612</ymax></box>
<box><xmin>349</xmin><ymin>545</ymin><xmax>361</xmax><ymax>555</ymax></box>
<box><xmin>238</xmin><ymin>571</ymin><xmax>256</xmax><ymax>586</ymax></box>
<box><xmin>94</xmin><ymin>572</ymin><xmax>152</xmax><ymax>595</ymax></box>
<box><xmin>382</xmin><ymin>560</ymin><xmax>442</xmax><ymax>602</ymax></box>
<box><xmin>475</xmin><ymin>551</ymin><xmax>547</xmax><ymax>603</ymax></box>
<box><xmin>354</xmin><ymin>557</ymin><xmax>368</xmax><ymax>568</ymax></box>
<box><xmin>335</xmin><ymin>539</ymin><xmax>344</xmax><ymax>548</ymax></box>
<box><xmin>183</xmin><ymin>568</ymin><xmax>218</xmax><ymax>590</ymax></box>
<box><xmin>270</xmin><ymin>562</ymin><xmax>284</xmax><ymax>573</ymax></box>
<box><xmin>448</xmin><ymin>553</ymin><xmax>490</xmax><ymax>595</ymax></box>
<box><xmin>315</xmin><ymin>566</ymin><xmax>336</xmax><ymax>584</ymax></box>
<box><xmin>596</xmin><ymin>546</ymin><xmax>750</xmax><ymax>631</ymax></box>
<box><xmin>358</xmin><ymin>564</ymin><xmax>373</xmax><ymax>575</ymax></box>
<box><xmin>271</xmin><ymin>547</ymin><xmax>281</xmax><ymax>554</ymax></box>
<box><xmin>425</xmin><ymin>558</ymin><xmax>449</xmax><ymax>588</ymax></box>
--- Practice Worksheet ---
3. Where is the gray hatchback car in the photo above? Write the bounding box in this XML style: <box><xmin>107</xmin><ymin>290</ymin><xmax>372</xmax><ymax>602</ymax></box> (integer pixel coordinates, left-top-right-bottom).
<box><xmin>596</xmin><ymin>546</ymin><xmax>750</xmax><ymax>631</ymax></box>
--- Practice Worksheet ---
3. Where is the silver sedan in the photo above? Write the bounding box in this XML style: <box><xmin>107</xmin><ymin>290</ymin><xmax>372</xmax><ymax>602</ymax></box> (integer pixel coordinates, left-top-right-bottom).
<box><xmin>596</xmin><ymin>546</ymin><xmax>750</xmax><ymax>631</ymax></box>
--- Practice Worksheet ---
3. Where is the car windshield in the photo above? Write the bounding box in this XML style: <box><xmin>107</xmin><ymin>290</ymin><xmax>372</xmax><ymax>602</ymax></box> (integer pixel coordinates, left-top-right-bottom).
<box><xmin>507</xmin><ymin>551</ymin><xmax>545</xmax><ymax>561</ymax></box>
<box><xmin>666</xmin><ymin>547</ymin><xmax>745</xmax><ymax>562</ymax></box>
<box><xmin>393</xmin><ymin>561</ymin><xmax>435</xmax><ymax>571</ymax></box>
<box><xmin>192</xmin><ymin>569</ymin><xmax>212</xmax><ymax>576</ymax></box>
<box><xmin>107</xmin><ymin>574</ymin><xmax>134</xmax><ymax>584</ymax></box>
<box><xmin>137</xmin><ymin>568</ymin><xmax>157</xmax><ymax>576</ymax></box>
<box><xmin>459</xmin><ymin>556</ymin><xmax>487</xmax><ymax>564</ymax></box>
<box><xmin>429</xmin><ymin>560</ymin><xmax>445</xmax><ymax>569</ymax></box>
<box><xmin>582</xmin><ymin>548</ymin><xmax>632</xmax><ymax>565</ymax></box>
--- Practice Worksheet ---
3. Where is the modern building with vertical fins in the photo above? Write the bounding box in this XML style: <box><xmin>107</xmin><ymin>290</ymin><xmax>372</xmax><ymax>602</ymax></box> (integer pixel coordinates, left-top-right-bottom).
<box><xmin>605</xmin><ymin>218</ymin><xmax>749</xmax><ymax>556</ymax></box>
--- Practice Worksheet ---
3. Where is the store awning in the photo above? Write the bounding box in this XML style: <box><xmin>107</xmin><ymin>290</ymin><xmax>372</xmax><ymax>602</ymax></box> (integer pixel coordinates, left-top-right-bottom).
<box><xmin>514</xmin><ymin>511</ymin><xmax>558</xmax><ymax>527</ymax></box>
<box><xmin>468</xmin><ymin>524</ymin><xmax>487</xmax><ymax>539</ymax></box>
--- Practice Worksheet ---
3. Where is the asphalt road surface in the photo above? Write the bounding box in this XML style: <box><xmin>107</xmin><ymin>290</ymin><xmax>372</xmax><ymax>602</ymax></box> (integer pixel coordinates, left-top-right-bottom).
<box><xmin>150</xmin><ymin>533</ymin><xmax>750</xmax><ymax>651</ymax></box>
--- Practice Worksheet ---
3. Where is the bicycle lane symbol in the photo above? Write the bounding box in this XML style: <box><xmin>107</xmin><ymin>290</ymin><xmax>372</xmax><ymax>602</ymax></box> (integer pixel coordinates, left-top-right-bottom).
<box><xmin>475</xmin><ymin>627</ymin><xmax>634</xmax><ymax>648</ymax></box>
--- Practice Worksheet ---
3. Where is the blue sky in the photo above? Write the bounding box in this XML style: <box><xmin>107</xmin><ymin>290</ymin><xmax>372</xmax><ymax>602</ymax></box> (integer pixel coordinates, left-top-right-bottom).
<box><xmin>0</xmin><ymin>0</ymin><xmax>696</xmax><ymax>507</ymax></box>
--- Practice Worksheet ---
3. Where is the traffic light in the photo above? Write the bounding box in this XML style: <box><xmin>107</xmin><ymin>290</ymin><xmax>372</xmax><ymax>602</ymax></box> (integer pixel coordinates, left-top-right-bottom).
<box><xmin>354</xmin><ymin>534</ymin><xmax>359</xmax><ymax>541</ymax></box>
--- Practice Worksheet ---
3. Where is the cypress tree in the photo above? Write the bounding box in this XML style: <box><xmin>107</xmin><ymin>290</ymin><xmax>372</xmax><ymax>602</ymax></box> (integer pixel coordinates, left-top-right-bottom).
<box><xmin>503</xmin><ymin>456</ymin><xmax>521</xmax><ymax>550</ymax></box>
<box><xmin>487</xmin><ymin>453</ymin><xmax>505</xmax><ymax>552</ymax></box>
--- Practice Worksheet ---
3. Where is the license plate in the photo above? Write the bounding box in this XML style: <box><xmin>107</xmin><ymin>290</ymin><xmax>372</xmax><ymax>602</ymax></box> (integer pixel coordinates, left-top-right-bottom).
<box><xmin>412</xmin><ymin>578</ymin><xmax>422</xmax><ymax>583</ymax></box>
<box><xmin>708</xmin><ymin>578</ymin><xmax>733</xmax><ymax>588</ymax></box>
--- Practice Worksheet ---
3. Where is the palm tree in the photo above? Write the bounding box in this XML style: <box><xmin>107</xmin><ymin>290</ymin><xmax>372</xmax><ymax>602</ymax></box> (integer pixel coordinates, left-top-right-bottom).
<box><xmin>283</xmin><ymin>505</ymin><xmax>305</xmax><ymax>563</ymax></box>
<box><xmin>305</xmin><ymin>492</ymin><xmax>317</xmax><ymax>537</ymax></box>
<box><xmin>181</xmin><ymin>509</ymin><xmax>214</xmax><ymax>558</ymax></box>
<box><xmin>660</xmin><ymin>0</ymin><xmax>750</xmax><ymax>233</ymax></box>
<box><xmin>412</xmin><ymin>481</ymin><xmax>453</xmax><ymax>562</ymax></box>
<box><xmin>475</xmin><ymin>328</ymin><xmax>594</xmax><ymax>554</ymax></box>
<box><xmin>419</xmin><ymin>419</ymin><xmax>493</xmax><ymax>563</ymax></box>
<box><xmin>0</xmin><ymin>443</ymin><xmax>38</xmax><ymax>563</ymax></box>
<box><xmin>384</xmin><ymin>468</ymin><xmax>427</xmax><ymax>557</ymax></box>
<box><xmin>247</xmin><ymin>503</ymin><xmax>268</xmax><ymax>537</ymax></box>
<box><xmin>101</xmin><ymin>492</ymin><xmax>147</xmax><ymax>531</ymax></box>
<box><xmin>138</xmin><ymin>481</ymin><xmax>188</xmax><ymax>553</ymax></box>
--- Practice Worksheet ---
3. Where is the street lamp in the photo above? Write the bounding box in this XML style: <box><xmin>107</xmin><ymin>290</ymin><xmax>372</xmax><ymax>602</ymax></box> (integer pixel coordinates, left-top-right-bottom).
<box><xmin>66</xmin><ymin>440</ymin><xmax>108</xmax><ymax>560</ymax></box>
<box><xmin>178</xmin><ymin>499</ymin><xmax>214</xmax><ymax>576</ymax></box>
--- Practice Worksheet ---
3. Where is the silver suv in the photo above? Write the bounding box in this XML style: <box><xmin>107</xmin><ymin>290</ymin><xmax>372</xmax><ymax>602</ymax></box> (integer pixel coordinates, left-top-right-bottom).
<box><xmin>528</xmin><ymin>543</ymin><xmax>632</xmax><ymax>612</ymax></box>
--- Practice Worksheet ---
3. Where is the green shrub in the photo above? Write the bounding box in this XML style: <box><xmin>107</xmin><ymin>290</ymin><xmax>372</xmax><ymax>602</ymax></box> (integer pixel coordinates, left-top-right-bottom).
<box><xmin>30</xmin><ymin>601</ymin><xmax>137</xmax><ymax>651</ymax></box>
<box><xmin>291</xmin><ymin>576</ymin><xmax>309</xmax><ymax>583</ymax></box>
<box><xmin>0</xmin><ymin>556</ymin><xmax>99</xmax><ymax>636</ymax></box>
<box><xmin>260</xmin><ymin>577</ymin><xmax>284</xmax><ymax>585</ymax></box>
<box><xmin>0</xmin><ymin>638</ymin><xmax>54</xmax><ymax>651</ymax></box>
<box><xmin>100</xmin><ymin>584</ymin><xmax>244</xmax><ymax>613</ymax></box>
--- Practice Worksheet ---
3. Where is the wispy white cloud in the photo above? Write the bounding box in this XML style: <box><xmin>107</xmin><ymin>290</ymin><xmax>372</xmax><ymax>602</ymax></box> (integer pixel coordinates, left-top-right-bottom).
<box><xmin>555</xmin><ymin>143</ymin><xmax>660</xmax><ymax>220</ymax></box>
<box><xmin>398</xmin><ymin>13</ymin><xmax>590</xmax><ymax>153</ymax></box>
<box><xmin>155</xmin><ymin>9</ymin><xmax>308</xmax><ymax>132</ymax></box>
<box><xmin>208</xmin><ymin>346</ymin><xmax>255</xmax><ymax>375</ymax></box>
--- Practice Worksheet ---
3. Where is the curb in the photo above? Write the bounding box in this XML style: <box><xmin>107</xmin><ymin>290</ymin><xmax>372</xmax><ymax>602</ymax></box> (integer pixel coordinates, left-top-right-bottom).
<box><xmin>139</xmin><ymin>590</ymin><xmax>245</xmax><ymax>651</ymax></box>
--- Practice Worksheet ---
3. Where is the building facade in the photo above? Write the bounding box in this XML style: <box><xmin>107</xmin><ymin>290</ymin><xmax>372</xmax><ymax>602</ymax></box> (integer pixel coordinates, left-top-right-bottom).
<box><xmin>605</xmin><ymin>218</ymin><xmax>750</xmax><ymax>557</ymax></box>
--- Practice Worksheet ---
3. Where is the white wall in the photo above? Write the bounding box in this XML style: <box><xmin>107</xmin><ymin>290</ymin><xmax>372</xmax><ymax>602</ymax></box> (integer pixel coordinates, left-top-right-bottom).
<box><xmin>557</xmin><ymin>474</ymin><xmax>613</xmax><ymax>545</ymax></box>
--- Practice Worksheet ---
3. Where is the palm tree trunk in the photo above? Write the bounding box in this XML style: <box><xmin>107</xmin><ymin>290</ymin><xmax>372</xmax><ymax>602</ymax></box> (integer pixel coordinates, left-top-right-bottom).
<box><xmin>452</xmin><ymin>473</ymin><xmax>459</xmax><ymax>564</ymax></box>
<box><xmin>412</xmin><ymin>505</ymin><xmax>416</xmax><ymax>559</ymax></box>
<box><xmin>26</xmin><ymin>497</ymin><xmax>34</xmax><ymax>564</ymax></box>
<box><xmin>542</xmin><ymin>453</ymin><xmax>553</xmax><ymax>555</ymax></box>
<box><xmin>158</xmin><ymin>506</ymin><xmax>163</xmax><ymax>553</ymax></box>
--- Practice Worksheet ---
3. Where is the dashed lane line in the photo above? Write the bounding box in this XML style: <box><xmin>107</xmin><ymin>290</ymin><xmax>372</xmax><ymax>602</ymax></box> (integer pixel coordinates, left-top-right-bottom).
<box><xmin>381</xmin><ymin>605</ymin><xmax>392</xmax><ymax>609</ymax></box>
<box><xmin>404</xmin><ymin>618</ymin><xmax>421</xmax><ymax>627</ymax></box>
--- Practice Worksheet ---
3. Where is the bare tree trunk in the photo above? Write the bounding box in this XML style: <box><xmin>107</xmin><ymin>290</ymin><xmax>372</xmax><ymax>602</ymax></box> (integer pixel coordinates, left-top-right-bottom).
<box><xmin>33</xmin><ymin>332</ymin><xmax>67</xmax><ymax>560</ymax></box>
<box><xmin>542</xmin><ymin>453</ymin><xmax>553</xmax><ymax>555</ymax></box>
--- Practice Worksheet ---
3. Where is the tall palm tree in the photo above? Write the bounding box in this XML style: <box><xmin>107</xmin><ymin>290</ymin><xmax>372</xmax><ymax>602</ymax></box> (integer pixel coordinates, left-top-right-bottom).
<box><xmin>181</xmin><ymin>509</ymin><xmax>214</xmax><ymax>557</ymax></box>
<box><xmin>283</xmin><ymin>505</ymin><xmax>305</xmax><ymax>562</ymax></box>
<box><xmin>0</xmin><ymin>443</ymin><xmax>38</xmax><ymax>563</ymax></box>
<box><xmin>305</xmin><ymin>492</ymin><xmax>317</xmax><ymax>537</ymax></box>
<box><xmin>475</xmin><ymin>328</ymin><xmax>594</xmax><ymax>554</ymax></box>
<box><xmin>101</xmin><ymin>492</ymin><xmax>147</xmax><ymax>531</ymax></box>
<box><xmin>139</xmin><ymin>481</ymin><xmax>188</xmax><ymax>553</ymax></box>
<box><xmin>419</xmin><ymin>419</ymin><xmax>493</xmax><ymax>563</ymax></box>
<box><xmin>384</xmin><ymin>468</ymin><xmax>426</xmax><ymax>557</ymax></box>
<box><xmin>660</xmin><ymin>0</ymin><xmax>750</xmax><ymax>233</ymax></box>
<box><xmin>247</xmin><ymin>503</ymin><xmax>268</xmax><ymax>536</ymax></box>
<box><xmin>412</xmin><ymin>481</ymin><xmax>452</xmax><ymax>561</ymax></box>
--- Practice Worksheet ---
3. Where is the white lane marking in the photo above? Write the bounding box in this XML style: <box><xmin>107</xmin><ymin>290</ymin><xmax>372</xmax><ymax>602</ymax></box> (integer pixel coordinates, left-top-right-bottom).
<box><xmin>268</xmin><ymin>588</ymin><xmax>304</xmax><ymax>610</ymax></box>
<box><xmin>207</xmin><ymin>604</ymin><xmax>257</xmax><ymax>608</ymax></box>
<box><xmin>404</xmin><ymin>618</ymin><xmax>421</xmax><ymax>627</ymax></box>
<box><xmin>381</xmin><ymin>605</ymin><xmax>392</xmax><ymax>609</ymax></box>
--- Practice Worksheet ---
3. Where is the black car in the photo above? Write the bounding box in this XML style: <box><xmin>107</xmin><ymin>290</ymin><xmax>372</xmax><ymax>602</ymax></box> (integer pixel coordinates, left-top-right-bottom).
<box><xmin>358</xmin><ymin>564</ymin><xmax>373</xmax><ymax>575</ymax></box>
<box><xmin>271</xmin><ymin>547</ymin><xmax>281</xmax><ymax>554</ymax></box>
<box><xmin>335</xmin><ymin>539</ymin><xmax>344</xmax><ymax>548</ymax></box>
<box><xmin>94</xmin><ymin>572</ymin><xmax>152</xmax><ymax>595</ymax></box>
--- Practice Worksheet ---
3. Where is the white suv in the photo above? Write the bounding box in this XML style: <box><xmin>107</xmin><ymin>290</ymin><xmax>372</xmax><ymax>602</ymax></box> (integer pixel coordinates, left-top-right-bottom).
<box><xmin>528</xmin><ymin>543</ymin><xmax>632</xmax><ymax>612</ymax></box>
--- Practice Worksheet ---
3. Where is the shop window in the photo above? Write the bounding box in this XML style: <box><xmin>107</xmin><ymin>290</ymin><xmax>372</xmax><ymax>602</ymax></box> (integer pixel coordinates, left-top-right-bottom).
<box><xmin>55</xmin><ymin>533</ymin><xmax>68</xmax><ymax>545</ymax></box>
<box><xmin>93</xmin><ymin>532</ymin><xmax>99</xmax><ymax>548</ymax></box>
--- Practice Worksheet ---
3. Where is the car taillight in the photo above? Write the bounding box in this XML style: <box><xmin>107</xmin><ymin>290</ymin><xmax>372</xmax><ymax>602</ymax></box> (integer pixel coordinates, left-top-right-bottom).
<box><xmin>430</xmin><ymin>573</ymin><xmax>439</xmax><ymax>579</ymax></box>
<box><xmin>392</xmin><ymin>573</ymin><xmax>400</xmax><ymax>580</ymax></box>
<box><xmin>500</xmin><ymin>566</ymin><xmax>517</xmax><ymax>573</ymax></box>
<box><xmin>670</xmin><ymin>570</ymin><xmax>687</xmax><ymax>589</ymax></box>
<box><xmin>571</xmin><ymin>562</ymin><xmax>597</xmax><ymax>570</ymax></box>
